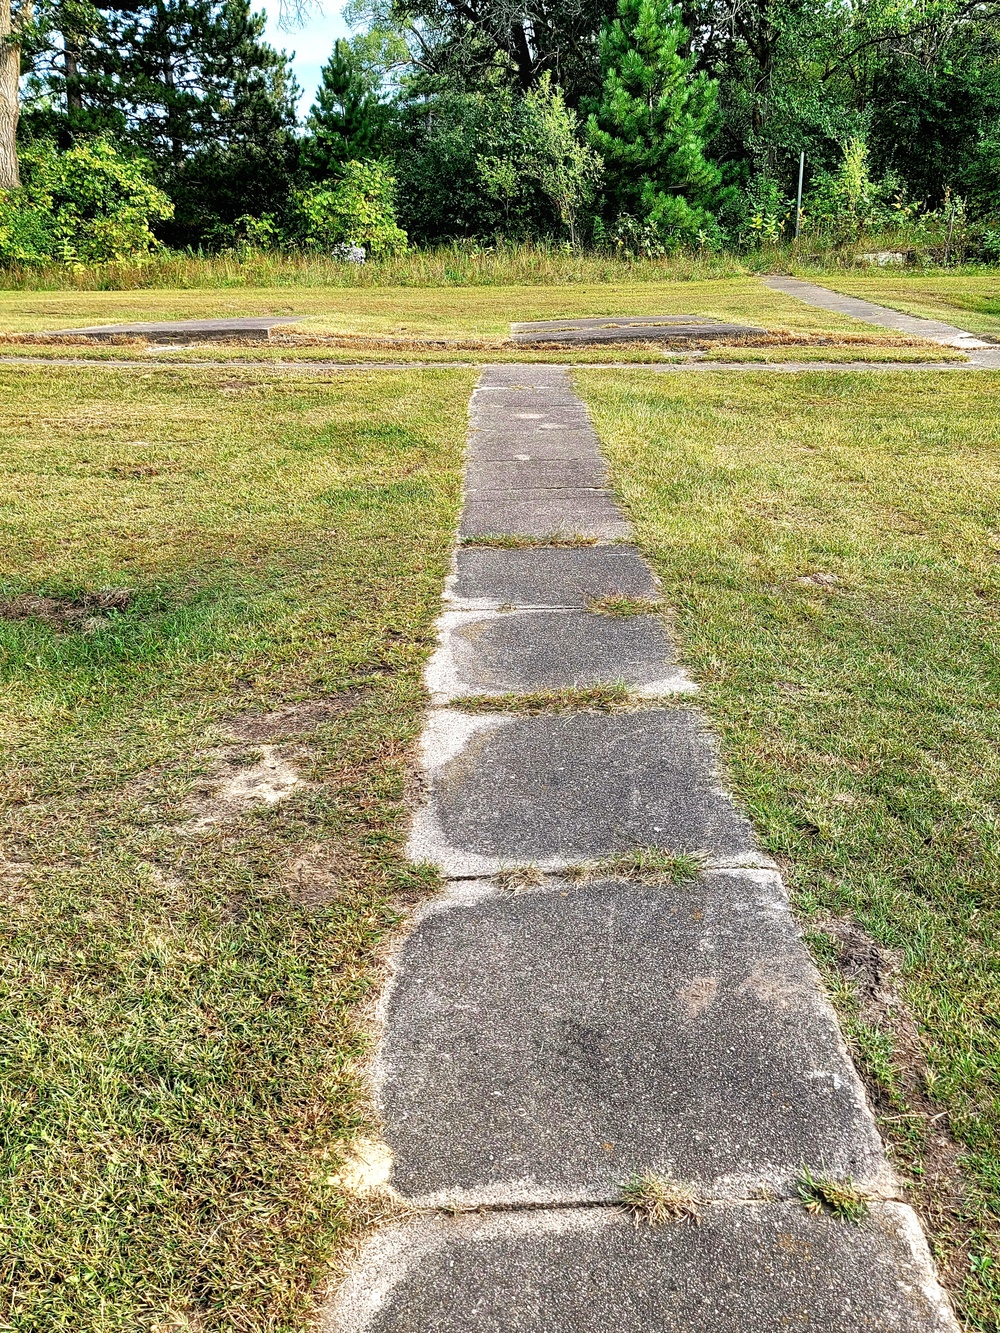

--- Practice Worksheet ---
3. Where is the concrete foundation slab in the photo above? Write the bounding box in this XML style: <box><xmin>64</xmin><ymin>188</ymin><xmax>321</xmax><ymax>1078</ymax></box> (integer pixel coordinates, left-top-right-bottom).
<box><xmin>511</xmin><ymin>314</ymin><xmax>764</xmax><ymax>346</ymax></box>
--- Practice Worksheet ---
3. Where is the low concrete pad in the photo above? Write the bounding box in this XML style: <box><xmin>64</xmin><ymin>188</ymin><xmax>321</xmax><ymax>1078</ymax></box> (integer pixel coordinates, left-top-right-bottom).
<box><xmin>41</xmin><ymin>315</ymin><xmax>303</xmax><ymax>343</ymax></box>
<box><xmin>511</xmin><ymin>314</ymin><xmax>764</xmax><ymax>346</ymax></box>
<box><xmin>450</xmin><ymin>546</ymin><xmax>661</xmax><ymax>608</ymax></box>
<box><xmin>466</xmin><ymin>458</ymin><xmax>608</xmax><ymax>490</ymax></box>
<box><xmin>426</xmin><ymin>609</ymin><xmax>691</xmax><ymax>698</ymax></box>
<box><xmin>324</xmin><ymin>1203</ymin><xmax>958</xmax><ymax>1332</ymax></box>
<box><xmin>380</xmin><ymin>874</ymin><xmax>889</xmax><ymax>1206</ymax></box>
<box><xmin>408</xmin><ymin>709</ymin><xmax>758</xmax><ymax>874</ymax></box>
<box><xmin>460</xmin><ymin>489</ymin><xmax>630</xmax><ymax>540</ymax></box>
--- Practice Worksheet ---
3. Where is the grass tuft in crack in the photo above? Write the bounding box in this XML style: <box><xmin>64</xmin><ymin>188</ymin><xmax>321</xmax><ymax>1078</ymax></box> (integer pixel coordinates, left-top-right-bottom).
<box><xmin>586</xmin><ymin>846</ymin><xmax>707</xmax><ymax>885</ymax></box>
<box><xmin>589</xmin><ymin>595</ymin><xmax>663</xmax><ymax>616</ymax></box>
<box><xmin>458</xmin><ymin>533</ymin><xmax>602</xmax><ymax>549</ymax></box>
<box><xmin>620</xmin><ymin>1171</ymin><xmax>702</xmax><ymax>1226</ymax></box>
<box><xmin>458</xmin><ymin>684</ymin><xmax>632</xmax><ymax>714</ymax></box>
<box><xmin>495</xmin><ymin>864</ymin><xmax>545</xmax><ymax>892</ymax></box>
<box><xmin>796</xmin><ymin>1167</ymin><xmax>871</xmax><ymax>1223</ymax></box>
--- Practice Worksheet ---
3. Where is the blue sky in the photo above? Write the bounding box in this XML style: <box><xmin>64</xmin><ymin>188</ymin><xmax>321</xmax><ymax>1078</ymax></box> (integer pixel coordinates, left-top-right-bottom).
<box><xmin>260</xmin><ymin>0</ymin><xmax>352</xmax><ymax>117</ymax></box>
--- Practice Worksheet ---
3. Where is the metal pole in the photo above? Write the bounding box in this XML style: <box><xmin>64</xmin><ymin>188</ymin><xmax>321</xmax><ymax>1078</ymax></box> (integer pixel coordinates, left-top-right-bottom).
<box><xmin>795</xmin><ymin>150</ymin><xmax>805</xmax><ymax>241</ymax></box>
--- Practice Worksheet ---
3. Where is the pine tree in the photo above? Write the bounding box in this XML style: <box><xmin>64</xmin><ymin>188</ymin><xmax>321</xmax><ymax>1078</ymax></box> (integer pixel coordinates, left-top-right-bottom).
<box><xmin>21</xmin><ymin>0</ymin><xmax>300</xmax><ymax>244</ymax></box>
<box><xmin>302</xmin><ymin>39</ymin><xmax>387</xmax><ymax>181</ymax></box>
<box><xmin>586</xmin><ymin>0</ymin><xmax>722</xmax><ymax>244</ymax></box>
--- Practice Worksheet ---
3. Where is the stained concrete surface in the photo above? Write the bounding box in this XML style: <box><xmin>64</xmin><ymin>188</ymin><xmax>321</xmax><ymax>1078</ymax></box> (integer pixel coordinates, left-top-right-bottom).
<box><xmin>325</xmin><ymin>1203</ymin><xmax>958</xmax><ymax>1333</ymax></box>
<box><xmin>379</xmin><ymin>874</ymin><xmax>889</xmax><ymax>1206</ymax></box>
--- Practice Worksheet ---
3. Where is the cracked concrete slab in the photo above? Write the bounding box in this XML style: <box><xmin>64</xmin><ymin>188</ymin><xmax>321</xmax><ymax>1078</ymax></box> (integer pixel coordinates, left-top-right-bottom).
<box><xmin>323</xmin><ymin>1202</ymin><xmax>959</xmax><ymax>1333</ymax></box>
<box><xmin>425</xmin><ymin>608</ymin><xmax>693</xmax><ymax>699</ymax></box>
<box><xmin>459</xmin><ymin>488</ymin><xmax>631</xmax><ymax>539</ymax></box>
<box><xmin>378</xmin><ymin>872</ymin><xmax>890</xmax><ymax>1207</ymax></box>
<box><xmin>449</xmin><ymin>545</ymin><xmax>661</xmax><ymax>608</ymax></box>
<box><xmin>407</xmin><ymin>709</ymin><xmax>759</xmax><ymax>874</ymax></box>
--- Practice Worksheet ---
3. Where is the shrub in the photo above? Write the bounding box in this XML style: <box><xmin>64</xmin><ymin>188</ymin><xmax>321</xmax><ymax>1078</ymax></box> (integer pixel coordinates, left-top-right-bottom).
<box><xmin>0</xmin><ymin>139</ymin><xmax>173</xmax><ymax>266</ymax></box>
<box><xmin>293</xmin><ymin>161</ymin><xmax>407</xmax><ymax>257</ymax></box>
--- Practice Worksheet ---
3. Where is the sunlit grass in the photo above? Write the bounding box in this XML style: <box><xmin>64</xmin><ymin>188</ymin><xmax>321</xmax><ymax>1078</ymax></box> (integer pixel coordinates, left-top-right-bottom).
<box><xmin>577</xmin><ymin>367</ymin><xmax>1000</xmax><ymax>1327</ymax></box>
<box><xmin>0</xmin><ymin>363</ymin><xmax>473</xmax><ymax>1331</ymax></box>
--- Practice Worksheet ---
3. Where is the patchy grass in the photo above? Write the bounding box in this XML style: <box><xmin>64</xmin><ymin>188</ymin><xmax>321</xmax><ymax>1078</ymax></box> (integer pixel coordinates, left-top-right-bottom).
<box><xmin>0</xmin><ymin>339</ymin><xmax>683</xmax><ymax>366</ymax></box>
<box><xmin>589</xmin><ymin>595</ymin><xmax>664</xmax><ymax>616</ymax></box>
<box><xmin>796</xmin><ymin>1167</ymin><xmax>871</xmax><ymax>1223</ymax></box>
<box><xmin>703</xmin><ymin>346</ymin><xmax>965</xmax><ymax>364</ymax></box>
<box><xmin>576</xmin><ymin>368</ymin><xmax>1000</xmax><ymax>1326</ymax></box>
<box><xmin>458</xmin><ymin>684</ymin><xmax>633</xmax><ymax>714</ymax></box>
<box><xmin>619</xmin><ymin>1171</ymin><xmax>702</xmax><ymax>1226</ymax></box>
<box><xmin>812</xmin><ymin>274</ymin><xmax>1000</xmax><ymax>338</ymax></box>
<box><xmin>0</xmin><ymin>363</ymin><xmax>472</xmax><ymax>1330</ymax></box>
<box><xmin>0</xmin><ymin>277</ymin><xmax>890</xmax><ymax>339</ymax></box>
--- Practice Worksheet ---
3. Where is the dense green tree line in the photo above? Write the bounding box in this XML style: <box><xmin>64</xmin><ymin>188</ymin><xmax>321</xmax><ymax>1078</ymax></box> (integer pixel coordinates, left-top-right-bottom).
<box><xmin>2</xmin><ymin>0</ymin><xmax>999</xmax><ymax>255</ymax></box>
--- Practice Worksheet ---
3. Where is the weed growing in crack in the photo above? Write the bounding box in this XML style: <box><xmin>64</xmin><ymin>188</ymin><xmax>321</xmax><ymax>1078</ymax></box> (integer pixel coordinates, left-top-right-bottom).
<box><xmin>591</xmin><ymin>846</ymin><xmax>707</xmax><ymax>885</ymax></box>
<box><xmin>458</xmin><ymin>684</ymin><xmax>633</xmax><ymax>714</ymax></box>
<box><xmin>796</xmin><ymin>1167</ymin><xmax>870</xmax><ymax>1222</ymax></box>
<box><xmin>495</xmin><ymin>864</ymin><xmax>545</xmax><ymax>892</ymax></box>
<box><xmin>458</xmin><ymin>534</ymin><xmax>601</xmax><ymax>549</ymax></box>
<box><xmin>589</xmin><ymin>595</ymin><xmax>663</xmax><ymax>617</ymax></box>
<box><xmin>620</xmin><ymin>1172</ymin><xmax>701</xmax><ymax>1226</ymax></box>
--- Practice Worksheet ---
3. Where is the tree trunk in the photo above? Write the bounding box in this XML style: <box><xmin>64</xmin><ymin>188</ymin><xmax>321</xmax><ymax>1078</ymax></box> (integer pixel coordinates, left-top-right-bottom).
<box><xmin>0</xmin><ymin>0</ymin><xmax>19</xmax><ymax>189</ymax></box>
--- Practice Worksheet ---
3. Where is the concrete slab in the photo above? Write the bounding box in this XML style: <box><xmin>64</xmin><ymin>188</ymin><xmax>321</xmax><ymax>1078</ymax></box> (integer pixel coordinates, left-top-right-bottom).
<box><xmin>511</xmin><ymin>315</ymin><xmax>764</xmax><ymax>346</ymax></box>
<box><xmin>379</xmin><ymin>873</ymin><xmax>889</xmax><ymax>1206</ymax></box>
<box><xmin>466</xmin><ymin>427</ymin><xmax>606</xmax><ymax>463</ymax></box>
<box><xmin>41</xmin><ymin>315</ymin><xmax>303</xmax><ymax>343</ymax></box>
<box><xmin>459</xmin><ymin>489</ymin><xmax>631</xmax><ymax>540</ymax></box>
<box><xmin>466</xmin><ymin>458</ymin><xmax>608</xmax><ymax>490</ymax></box>
<box><xmin>449</xmin><ymin>546</ymin><xmax>661</xmax><ymax>608</ymax></box>
<box><xmin>426</xmin><ymin>608</ymin><xmax>692</xmax><ymax>698</ymax></box>
<box><xmin>407</xmin><ymin>709</ymin><xmax>760</xmax><ymax>874</ymax></box>
<box><xmin>764</xmin><ymin>276</ymin><xmax>993</xmax><ymax>349</ymax></box>
<box><xmin>324</xmin><ymin>1202</ymin><xmax>959</xmax><ymax>1333</ymax></box>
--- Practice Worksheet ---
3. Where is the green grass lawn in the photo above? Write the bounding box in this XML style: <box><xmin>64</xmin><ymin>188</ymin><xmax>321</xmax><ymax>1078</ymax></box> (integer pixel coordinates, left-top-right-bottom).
<box><xmin>576</xmin><ymin>368</ymin><xmax>1000</xmax><ymax>1328</ymax></box>
<box><xmin>0</xmin><ymin>277</ymin><xmax>894</xmax><ymax>338</ymax></box>
<box><xmin>813</xmin><ymin>274</ymin><xmax>1000</xmax><ymax>337</ymax></box>
<box><xmin>0</xmin><ymin>363</ymin><xmax>473</xmax><ymax>1331</ymax></box>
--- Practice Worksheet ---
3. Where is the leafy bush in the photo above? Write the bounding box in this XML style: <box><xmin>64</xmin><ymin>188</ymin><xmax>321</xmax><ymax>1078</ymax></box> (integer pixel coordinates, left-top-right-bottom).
<box><xmin>292</xmin><ymin>161</ymin><xmax>407</xmax><ymax>257</ymax></box>
<box><xmin>0</xmin><ymin>139</ymin><xmax>173</xmax><ymax>266</ymax></box>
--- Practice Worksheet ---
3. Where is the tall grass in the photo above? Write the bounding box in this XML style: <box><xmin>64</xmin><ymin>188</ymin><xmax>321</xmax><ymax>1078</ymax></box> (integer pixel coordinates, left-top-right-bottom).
<box><xmin>0</xmin><ymin>238</ymin><xmax>993</xmax><ymax>293</ymax></box>
<box><xmin>0</xmin><ymin>242</ymin><xmax>748</xmax><ymax>292</ymax></box>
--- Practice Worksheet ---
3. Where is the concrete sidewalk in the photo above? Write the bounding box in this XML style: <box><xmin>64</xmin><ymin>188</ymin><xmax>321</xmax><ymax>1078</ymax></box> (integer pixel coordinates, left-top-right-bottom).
<box><xmin>322</xmin><ymin>364</ymin><xmax>959</xmax><ymax>1332</ymax></box>
<box><xmin>766</xmin><ymin>275</ymin><xmax>994</xmax><ymax>349</ymax></box>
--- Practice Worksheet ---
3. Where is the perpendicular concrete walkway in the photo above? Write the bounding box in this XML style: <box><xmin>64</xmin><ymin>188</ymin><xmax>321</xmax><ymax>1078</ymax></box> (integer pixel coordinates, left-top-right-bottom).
<box><xmin>766</xmin><ymin>275</ymin><xmax>995</xmax><ymax>350</ymax></box>
<box><xmin>339</xmin><ymin>365</ymin><xmax>959</xmax><ymax>1329</ymax></box>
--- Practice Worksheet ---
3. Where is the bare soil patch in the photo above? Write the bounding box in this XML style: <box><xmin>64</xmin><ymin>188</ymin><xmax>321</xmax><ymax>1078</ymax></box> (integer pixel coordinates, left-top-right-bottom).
<box><xmin>1</xmin><ymin>588</ymin><xmax>134</xmax><ymax>631</ymax></box>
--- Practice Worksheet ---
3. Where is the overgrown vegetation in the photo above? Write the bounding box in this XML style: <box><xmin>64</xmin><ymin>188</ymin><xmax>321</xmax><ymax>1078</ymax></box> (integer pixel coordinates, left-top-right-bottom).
<box><xmin>578</xmin><ymin>368</ymin><xmax>1000</xmax><ymax>1325</ymax></box>
<box><xmin>0</xmin><ymin>0</ymin><xmax>994</xmax><ymax>268</ymax></box>
<box><xmin>0</xmin><ymin>362</ymin><xmax>473</xmax><ymax>1330</ymax></box>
